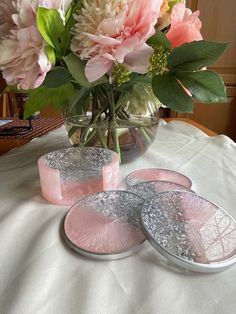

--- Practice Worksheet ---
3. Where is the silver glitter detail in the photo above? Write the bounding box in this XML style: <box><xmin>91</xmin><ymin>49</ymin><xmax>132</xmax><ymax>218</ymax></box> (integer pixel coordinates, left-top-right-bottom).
<box><xmin>78</xmin><ymin>191</ymin><xmax>145</xmax><ymax>230</ymax></box>
<box><xmin>42</xmin><ymin>147</ymin><xmax>116</xmax><ymax>180</ymax></box>
<box><xmin>127</xmin><ymin>181</ymin><xmax>192</xmax><ymax>199</ymax></box>
<box><xmin>141</xmin><ymin>191</ymin><xmax>236</xmax><ymax>264</ymax></box>
<box><xmin>142</xmin><ymin>191</ymin><xmax>196</xmax><ymax>261</ymax></box>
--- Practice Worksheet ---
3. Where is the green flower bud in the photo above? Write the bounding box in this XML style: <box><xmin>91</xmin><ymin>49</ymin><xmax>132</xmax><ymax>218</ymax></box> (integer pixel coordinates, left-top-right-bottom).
<box><xmin>113</xmin><ymin>64</ymin><xmax>131</xmax><ymax>86</ymax></box>
<box><xmin>148</xmin><ymin>46</ymin><xmax>169</xmax><ymax>76</ymax></box>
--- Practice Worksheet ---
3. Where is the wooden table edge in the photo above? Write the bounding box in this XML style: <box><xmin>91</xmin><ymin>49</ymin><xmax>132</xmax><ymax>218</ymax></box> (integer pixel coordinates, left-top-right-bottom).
<box><xmin>0</xmin><ymin>138</ymin><xmax>31</xmax><ymax>155</ymax></box>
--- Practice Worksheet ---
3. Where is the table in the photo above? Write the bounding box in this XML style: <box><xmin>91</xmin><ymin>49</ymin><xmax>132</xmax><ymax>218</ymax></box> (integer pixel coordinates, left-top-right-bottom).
<box><xmin>0</xmin><ymin>120</ymin><xmax>236</xmax><ymax>314</ymax></box>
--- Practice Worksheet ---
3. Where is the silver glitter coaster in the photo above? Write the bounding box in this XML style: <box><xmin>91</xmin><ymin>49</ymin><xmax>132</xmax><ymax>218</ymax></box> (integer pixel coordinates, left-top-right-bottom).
<box><xmin>127</xmin><ymin>180</ymin><xmax>193</xmax><ymax>199</ymax></box>
<box><xmin>141</xmin><ymin>191</ymin><xmax>236</xmax><ymax>273</ymax></box>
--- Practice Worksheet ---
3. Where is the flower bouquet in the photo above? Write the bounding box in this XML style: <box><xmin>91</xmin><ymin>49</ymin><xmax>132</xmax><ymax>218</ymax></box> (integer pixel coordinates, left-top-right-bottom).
<box><xmin>0</xmin><ymin>0</ymin><xmax>227</xmax><ymax>162</ymax></box>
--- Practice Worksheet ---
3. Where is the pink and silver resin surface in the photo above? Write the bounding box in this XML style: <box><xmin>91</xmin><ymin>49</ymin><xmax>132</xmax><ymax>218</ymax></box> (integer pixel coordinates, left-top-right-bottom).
<box><xmin>127</xmin><ymin>180</ymin><xmax>193</xmax><ymax>199</ymax></box>
<box><xmin>141</xmin><ymin>191</ymin><xmax>236</xmax><ymax>272</ymax></box>
<box><xmin>38</xmin><ymin>147</ymin><xmax>120</xmax><ymax>206</ymax></box>
<box><xmin>126</xmin><ymin>168</ymin><xmax>192</xmax><ymax>188</ymax></box>
<box><xmin>63</xmin><ymin>191</ymin><xmax>146</xmax><ymax>260</ymax></box>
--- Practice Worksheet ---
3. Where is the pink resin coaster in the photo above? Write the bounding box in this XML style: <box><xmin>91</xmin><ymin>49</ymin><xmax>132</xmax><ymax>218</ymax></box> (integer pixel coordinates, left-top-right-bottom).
<box><xmin>141</xmin><ymin>191</ymin><xmax>236</xmax><ymax>272</ymax></box>
<box><xmin>38</xmin><ymin>147</ymin><xmax>120</xmax><ymax>206</ymax></box>
<box><xmin>127</xmin><ymin>180</ymin><xmax>193</xmax><ymax>199</ymax></box>
<box><xmin>63</xmin><ymin>191</ymin><xmax>146</xmax><ymax>260</ymax></box>
<box><xmin>126</xmin><ymin>168</ymin><xmax>192</xmax><ymax>188</ymax></box>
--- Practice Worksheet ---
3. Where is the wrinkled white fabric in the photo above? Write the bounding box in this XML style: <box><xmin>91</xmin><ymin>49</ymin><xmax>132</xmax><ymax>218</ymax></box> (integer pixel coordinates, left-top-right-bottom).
<box><xmin>0</xmin><ymin>120</ymin><xmax>236</xmax><ymax>314</ymax></box>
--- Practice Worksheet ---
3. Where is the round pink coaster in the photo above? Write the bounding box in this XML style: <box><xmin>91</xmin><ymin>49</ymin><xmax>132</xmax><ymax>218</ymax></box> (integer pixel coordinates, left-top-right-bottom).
<box><xmin>141</xmin><ymin>191</ymin><xmax>236</xmax><ymax>272</ymax></box>
<box><xmin>63</xmin><ymin>191</ymin><xmax>146</xmax><ymax>260</ymax></box>
<box><xmin>126</xmin><ymin>168</ymin><xmax>192</xmax><ymax>188</ymax></box>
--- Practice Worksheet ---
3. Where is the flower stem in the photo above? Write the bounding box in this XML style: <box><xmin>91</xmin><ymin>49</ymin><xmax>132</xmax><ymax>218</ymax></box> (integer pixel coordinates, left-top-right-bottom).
<box><xmin>80</xmin><ymin>127</ymin><xmax>92</xmax><ymax>145</ymax></box>
<box><xmin>139</xmin><ymin>127</ymin><xmax>152</xmax><ymax>145</ymax></box>
<box><xmin>97</xmin><ymin>128</ymin><xmax>108</xmax><ymax>148</ymax></box>
<box><xmin>80</xmin><ymin>128</ymin><xmax>97</xmax><ymax>146</ymax></box>
<box><xmin>111</xmin><ymin>128</ymin><xmax>121</xmax><ymax>161</ymax></box>
<box><xmin>105</xmin><ymin>85</ymin><xmax>121</xmax><ymax>161</ymax></box>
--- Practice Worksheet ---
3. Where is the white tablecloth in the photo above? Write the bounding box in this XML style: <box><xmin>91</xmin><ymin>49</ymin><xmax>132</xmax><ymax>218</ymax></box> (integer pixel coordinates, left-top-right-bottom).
<box><xmin>1</xmin><ymin>120</ymin><xmax>236</xmax><ymax>314</ymax></box>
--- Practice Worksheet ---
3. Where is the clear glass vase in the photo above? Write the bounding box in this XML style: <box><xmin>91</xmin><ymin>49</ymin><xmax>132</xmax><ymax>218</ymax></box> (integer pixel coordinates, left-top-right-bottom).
<box><xmin>64</xmin><ymin>83</ymin><xmax>160</xmax><ymax>163</ymax></box>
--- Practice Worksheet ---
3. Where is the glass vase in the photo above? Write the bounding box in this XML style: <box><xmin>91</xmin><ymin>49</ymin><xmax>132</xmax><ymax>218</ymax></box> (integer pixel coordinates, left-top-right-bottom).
<box><xmin>64</xmin><ymin>83</ymin><xmax>160</xmax><ymax>163</ymax></box>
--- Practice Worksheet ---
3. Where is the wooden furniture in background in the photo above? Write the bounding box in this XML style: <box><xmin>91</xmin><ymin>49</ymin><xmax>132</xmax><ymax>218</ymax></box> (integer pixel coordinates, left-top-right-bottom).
<box><xmin>1</xmin><ymin>92</ymin><xmax>18</xmax><ymax>118</ymax></box>
<box><xmin>0</xmin><ymin>117</ymin><xmax>63</xmax><ymax>155</ymax></box>
<box><xmin>171</xmin><ymin>0</ymin><xmax>236</xmax><ymax>140</ymax></box>
<box><xmin>0</xmin><ymin>76</ymin><xmax>6</xmax><ymax>116</ymax></box>
<box><xmin>40</xmin><ymin>105</ymin><xmax>62</xmax><ymax>118</ymax></box>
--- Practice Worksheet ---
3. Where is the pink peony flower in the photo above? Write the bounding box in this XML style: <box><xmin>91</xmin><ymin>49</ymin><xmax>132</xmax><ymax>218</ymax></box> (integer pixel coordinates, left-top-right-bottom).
<box><xmin>71</xmin><ymin>0</ymin><xmax>163</xmax><ymax>82</ymax></box>
<box><xmin>0</xmin><ymin>0</ymin><xmax>72</xmax><ymax>90</ymax></box>
<box><xmin>0</xmin><ymin>27</ymin><xmax>51</xmax><ymax>90</ymax></box>
<box><xmin>166</xmin><ymin>3</ymin><xmax>203</xmax><ymax>48</ymax></box>
<box><xmin>0</xmin><ymin>0</ymin><xmax>17</xmax><ymax>38</ymax></box>
<box><xmin>0</xmin><ymin>0</ymin><xmax>51</xmax><ymax>90</ymax></box>
<box><xmin>11</xmin><ymin>1</ymin><xmax>38</xmax><ymax>27</ymax></box>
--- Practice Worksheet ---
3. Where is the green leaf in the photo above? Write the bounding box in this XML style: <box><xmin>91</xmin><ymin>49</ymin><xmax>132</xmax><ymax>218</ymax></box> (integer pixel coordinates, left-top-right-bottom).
<box><xmin>24</xmin><ymin>83</ymin><xmax>74</xmax><ymax>119</ymax></box>
<box><xmin>65</xmin><ymin>87</ymin><xmax>90</xmax><ymax>113</ymax></box>
<box><xmin>63</xmin><ymin>53</ymin><xmax>108</xmax><ymax>87</ymax></box>
<box><xmin>44</xmin><ymin>46</ymin><xmax>56</xmax><ymax>64</ymax></box>
<box><xmin>63</xmin><ymin>53</ymin><xmax>90</xmax><ymax>87</ymax></box>
<box><xmin>168</xmin><ymin>41</ymin><xmax>228</xmax><ymax>71</ymax></box>
<box><xmin>65</xmin><ymin>0</ymin><xmax>82</xmax><ymax>31</ymax></box>
<box><xmin>177</xmin><ymin>70</ymin><xmax>227</xmax><ymax>103</ymax></box>
<box><xmin>65</xmin><ymin>4</ymin><xmax>73</xmax><ymax>24</ymax></box>
<box><xmin>91</xmin><ymin>76</ymin><xmax>109</xmax><ymax>87</ymax></box>
<box><xmin>152</xmin><ymin>73</ymin><xmax>193</xmax><ymax>112</ymax></box>
<box><xmin>37</xmin><ymin>8</ymin><xmax>70</xmax><ymax>57</ymax></box>
<box><xmin>147</xmin><ymin>31</ymin><xmax>171</xmax><ymax>50</ymax></box>
<box><xmin>43</xmin><ymin>67</ymin><xmax>72</xmax><ymax>88</ymax></box>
